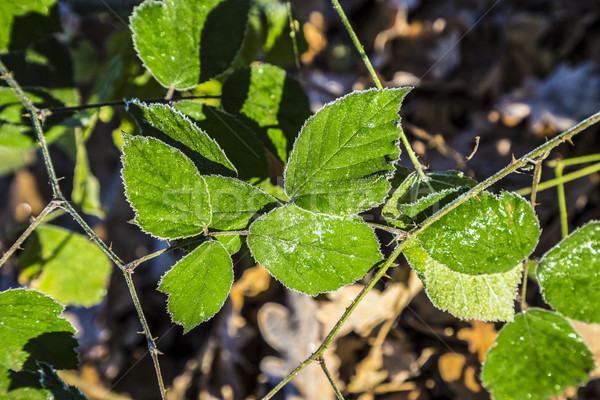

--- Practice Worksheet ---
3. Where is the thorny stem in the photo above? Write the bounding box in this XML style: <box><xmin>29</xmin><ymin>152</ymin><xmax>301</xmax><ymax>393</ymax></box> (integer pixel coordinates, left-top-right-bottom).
<box><xmin>318</xmin><ymin>356</ymin><xmax>345</xmax><ymax>400</ymax></box>
<box><xmin>367</xmin><ymin>222</ymin><xmax>409</xmax><ymax>238</ymax></box>
<box><xmin>0</xmin><ymin>201</ymin><xmax>59</xmax><ymax>268</ymax></box>
<box><xmin>520</xmin><ymin>152</ymin><xmax>548</xmax><ymax>311</ymax></box>
<box><xmin>329</xmin><ymin>0</ymin><xmax>382</xmax><ymax>89</ymax></box>
<box><xmin>0</xmin><ymin>59</ymin><xmax>168</xmax><ymax>400</ymax></box>
<box><xmin>264</xmin><ymin>110</ymin><xmax>600</xmax><ymax>399</ymax></box>
<box><xmin>516</xmin><ymin>162</ymin><xmax>600</xmax><ymax>195</ymax></box>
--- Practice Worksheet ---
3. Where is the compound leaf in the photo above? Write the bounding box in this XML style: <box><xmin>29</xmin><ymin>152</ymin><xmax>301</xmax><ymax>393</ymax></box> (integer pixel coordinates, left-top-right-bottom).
<box><xmin>247</xmin><ymin>204</ymin><xmax>382</xmax><ymax>295</ymax></box>
<box><xmin>418</xmin><ymin>192</ymin><xmax>540</xmax><ymax>275</ymax></box>
<box><xmin>204</xmin><ymin>175</ymin><xmax>277</xmax><ymax>230</ymax></box>
<box><xmin>537</xmin><ymin>221</ymin><xmax>600</xmax><ymax>323</ymax></box>
<box><xmin>403</xmin><ymin>239</ymin><xmax>521</xmax><ymax>321</ymax></box>
<box><xmin>158</xmin><ymin>241</ymin><xmax>233</xmax><ymax>333</ymax></box>
<box><xmin>284</xmin><ymin>88</ymin><xmax>410</xmax><ymax>215</ymax></box>
<box><xmin>130</xmin><ymin>0</ymin><xmax>250</xmax><ymax>90</ymax></box>
<box><xmin>121</xmin><ymin>134</ymin><xmax>211</xmax><ymax>239</ymax></box>
<box><xmin>0</xmin><ymin>289</ymin><xmax>78</xmax><ymax>371</ymax></box>
<box><xmin>383</xmin><ymin>170</ymin><xmax>476</xmax><ymax>229</ymax></box>
<box><xmin>19</xmin><ymin>225</ymin><xmax>112</xmax><ymax>307</ymax></box>
<box><xmin>482</xmin><ymin>308</ymin><xmax>593</xmax><ymax>400</ymax></box>
<box><xmin>127</xmin><ymin>100</ymin><xmax>236</xmax><ymax>176</ymax></box>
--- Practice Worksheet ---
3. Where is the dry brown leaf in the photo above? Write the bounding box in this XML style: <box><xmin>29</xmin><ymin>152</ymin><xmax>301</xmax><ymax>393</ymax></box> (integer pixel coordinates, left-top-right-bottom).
<box><xmin>457</xmin><ymin>320</ymin><xmax>497</xmax><ymax>363</ymax></box>
<box><xmin>229</xmin><ymin>264</ymin><xmax>271</xmax><ymax>313</ymax></box>
<box><xmin>438</xmin><ymin>353</ymin><xmax>465</xmax><ymax>382</ymax></box>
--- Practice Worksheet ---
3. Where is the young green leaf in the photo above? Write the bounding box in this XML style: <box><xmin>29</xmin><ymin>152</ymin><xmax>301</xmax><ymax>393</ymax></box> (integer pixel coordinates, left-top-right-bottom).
<box><xmin>247</xmin><ymin>204</ymin><xmax>383</xmax><ymax>295</ymax></box>
<box><xmin>130</xmin><ymin>0</ymin><xmax>250</xmax><ymax>90</ymax></box>
<box><xmin>537</xmin><ymin>221</ymin><xmax>600</xmax><ymax>323</ymax></box>
<box><xmin>221</xmin><ymin>64</ymin><xmax>311</xmax><ymax>162</ymax></box>
<box><xmin>18</xmin><ymin>225</ymin><xmax>112</xmax><ymax>307</ymax></box>
<box><xmin>383</xmin><ymin>170</ymin><xmax>476</xmax><ymax>229</ymax></box>
<box><xmin>121</xmin><ymin>134</ymin><xmax>211</xmax><ymax>239</ymax></box>
<box><xmin>215</xmin><ymin>234</ymin><xmax>243</xmax><ymax>255</ymax></box>
<box><xmin>418</xmin><ymin>192</ymin><xmax>540</xmax><ymax>275</ymax></box>
<box><xmin>204</xmin><ymin>175</ymin><xmax>278</xmax><ymax>230</ymax></box>
<box><xmin>482</xmin><ymin>308</ymin><xmax>594</xmax><ymax>400</ymax></box>
<box><xmin>284</xmin><ymin>88</ymin><xmax>411</xmax><ymax>215</ymax></box>
<box><xmin>37</xmin><ymin>362</ymin><xmax>86</xmax><ymax>400</ymax></box>
<box><xmin>158</xmin><ymin>241</ymin><xmax>233</xmax><ymax>333</ymax></box>
<box><xmin>0</xmin><ymin>289</ymin><xmax>78</xmax><ymax>371</ymax></box>
<box><xmin>127</xmin><ymin>100</ymin><xmax>237</xmax><ymax>176</ymax></box>
<box><xmin>403</xmin><ymin>239</ymin><xmax>521</xmax><ymax>321</ymax></box>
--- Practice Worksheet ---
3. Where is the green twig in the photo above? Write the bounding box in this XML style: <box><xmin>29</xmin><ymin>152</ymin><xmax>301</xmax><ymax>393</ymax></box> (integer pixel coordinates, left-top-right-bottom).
<box><xmin>318</xmin><ymin>356</ymin><xmax>345</xmax><ymax>400</ymax></box>
<box><xmin>0</xmin><ymin>59</ymin><xmax>168</xmax><ymax>400</ymax></box>
<box><xmin>367</xmin><ymin>222</ymin><xmax>409</xmax><ymax>238</ymax></box>
<box><xmin>287</xmin><ymin>1</ymin><xmax>302</xmax><ymax>82</ymax></box>
<box><xmin>0</xmin><ymin>201</ymin><xmax>59</xmax><ymax>268</ymax></box>
<box><xmin>555</xmin><ymin>162</ymin><xmax>569</xmax><ymax>238</ymax></box>
<box><xmin>399</xmin><ymin>125</ymin><xmax>430</xmax><ymax>184</ymax></box>
<box><xmin>516</xmin><ymin>162</ymin><xmax>600</xmax><ymax>195</ymax></box>
<box><xmin>329</xmin><ymin>0</ymin><xmax>381</xmax><ymax>89</ymax></box>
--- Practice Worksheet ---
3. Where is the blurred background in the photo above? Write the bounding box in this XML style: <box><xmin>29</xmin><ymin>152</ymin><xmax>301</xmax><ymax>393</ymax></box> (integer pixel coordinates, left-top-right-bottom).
<box><xmin>1</xmin><ymin>0</ymin><xmax>599</xmax><ymax>398</ymax></box>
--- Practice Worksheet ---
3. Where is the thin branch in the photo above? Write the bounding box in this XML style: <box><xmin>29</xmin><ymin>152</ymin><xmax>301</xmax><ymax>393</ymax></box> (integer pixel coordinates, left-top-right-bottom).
<box><xmin>516</xmin><ymin>161</ymin><xmax>600</xmax><ymax>195</ymax></box>
<box><xmin>40</xmin><ymin>95</ymin><xmax>220</xmax><ymax>115</ymax></box>
<box><xmin>399</xmin><ymin>125</ymin><xmax>430</xmax><ymax>184</ymax></box>
<box><xmin>329</xmin><ymin>0</ymin><xmax>382</xmax><ymax>89</ymax></box>
<box><xmin>0</xmin><ymin>59</ymin><xmax>168</xmax><ymax>400</ymax></box>
<box><xmin>318</xmin><ymin>356</ymin><xmax>345</xmax><ymax>400</ymax></box>
<box><xmin>0</xmin><ymin>201</ymin><xmax>59</xmax><ymax>268</ymax></box>
<box><xmin>367</xmin><ymin>222</ymin><xmax>409</xmax><ymax>239</ymax></box>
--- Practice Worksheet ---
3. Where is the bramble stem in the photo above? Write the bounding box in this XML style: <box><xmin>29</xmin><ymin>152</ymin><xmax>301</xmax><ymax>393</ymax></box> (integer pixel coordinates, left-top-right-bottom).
<box><xmin>329</xmin><ymin>0</ymin><xmax>382</xmax><ymax>89</ymax></box>
<box><xmin>318</xmin><ymin>356</ymin><xmax>345</xmax><ymax>400</ymax></box>
<box><xmin>265</xmin><ymin>109</ymin><xmax>600</xmax><ymax>399</ymax></box>
<box><xmin>0</xmin><ymin>59</ymin><xmax>168</xmax><ymax>400</ymax></box>
<box><xmin>0</xmin><ymin>201</ymin><xmax>59</xmax><ymax>268</ymax></box>
<box><xmin>399</xmin><ymin>125</ymin><xmax>430</xmax><ymax>183</ymax></box>
<box><xmin>367</xmin><ymin>222</ymin><xmax>409</xmax><ymax>238</ymax></box>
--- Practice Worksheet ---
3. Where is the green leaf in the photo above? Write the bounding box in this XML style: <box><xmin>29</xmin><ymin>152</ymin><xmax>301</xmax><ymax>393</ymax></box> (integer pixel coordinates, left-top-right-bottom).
<box><xmin>403</xmin><ymin>239</ymin><xmax>521</xmax><ymax>321</ymax></box>
<box><xmin>72</xmin><ymin>130</ymin><xmax>104</xmax><ymax>218</ymax></box>
<box><xmin>130</xmin><ymin>0</ymin><xmax>250</xmax><ymax>90</ymax></box>
<box><xmin>0</xmin><ymin>145</ymin><xmax>35</xmax><ymax>175</ymax></box>
<box><xmin>37</xmin><ymin>362</ymin><xmax>85</xmax><ymax>400</ymax></box>
<box><xmin>127</xmin><ymin>100</ymin><xmax>236</xmax><ymax>176</ymax></box>
<box><xmin>215</xmin><ymin>234</ymin><xmax>243</xmax><ymax>255</ymax></box>
<box><xmin>383</xmin><ymin>170</ymin><xmax>476</xmax><ymax>229</ymax></box>
<box><xmin>284</xmin><ymin>88</ymin><xmax>411</xmax><ymax>215</ymax></box>
<box><xmin>221</xmin><ymin>64</ymin><xmax>311</xmax><ymax>162</ymax></box>
<box><xmin>0</xmin><ymin>0</ymin><xmax>56</xmax><ymax>52</ymax></box>
<box><xmin>537</xmin><ymin>221</ymin><xmax>600</xmax><ymax>323</ymax></box>
<box><xmin>204</xmin><ymin>175</ymin><xmax>277</xmax><ymax>230</ymax></box>
<box><xmin>482</xmin><ymin>308</ymin><xmax>594</xmax><ymax>400</ymax></box>
<box><xmin>247</xmin><ymin>204</ymin><xmax>383</xmax><ymax>295</ymax></box>
<box><xmin>175</xmin><ymin>101</ymin><xmax>269</xmax><ymax>180</ymax></box>
<box><xmin>121</xmin><ymin>134</ymin><xmax>211</xmax><ymax>239</ymax></box>
<box><xmin>418</xmin><ymin>192</ymin><xmax>540</xmax><ymax>275</ymax></box>
<box><xmin>0</xmin><ymin>289</ymin><xmax>78</xmax><ymax>371</ymax></box>
<box><xmin>159</xmin><ymin>241</ymin><xmax>233</xmax><ymax>332</ymax></box>
<box><xmin>19</xmin><ymin>225</ymin><xmax>111</xmax><ymax>307</ymax></box>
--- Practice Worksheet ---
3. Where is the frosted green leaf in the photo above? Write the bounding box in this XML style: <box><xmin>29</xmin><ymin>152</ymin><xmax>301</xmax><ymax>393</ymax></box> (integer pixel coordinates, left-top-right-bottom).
<box><xmin>285</xmin><ymin>88</ymin><xmax>411</xmax><ymax>215</ymax></box>
<box><xmin>159</xmin><ymin>241</ymin><xmax>233</xmax><ymax>333</ymax></box>
<box><xmin>537</xmin><ymin>221</ymin><xmax>600</xmax><ymax>323</ymax></box>
<box><xmin>121</xmin><ymin>134</ymin><xmax>211</xmax><ymax>239</ymax></box>
<box><xmin>38</xmin><ymin>362</ymin><xmax>86</xmax><ymax>400</ymax></box>
<box><xmin>403</xmin><ymin>239</ymin><xmax>521</xmax><ymax>321</ymax></box>
<box><xmin>383</xmin><ymin>170</ymin><xmax>476</xmax><ymax>229</ymax></box>
<box><xmin>247</xmin><ymin>204</ymin><xmax>383</xmax><ymax>295</ymax></box>
<box><xmin>418</xmin><ymin>192</ymin><xmax>540</xmax><ymax>275</ymax></box>
<box><xmin>482</xmin><ymin>308</ymin><xmax>593</xmax><ymax>400</ymax></box>
<box><xmin>127</xmin><ymin>100</ymin><xmax>236</xmax><ymax>176</ymax></box>
<box><xmin>221</xmin><ymin>64</ymin><xmax>311</xmax><ymax>162</ymax></box>
<box><xmin>19</xmin><ymin>225</ymin><xmax>111</xmax><ymax>307</ymax></box>
<box><xmin>130</xmin><ymin>0</ymin><xmax>250</xmax><ymax>90</ymax></box>
<box><xmin>0</xmin><ymin>0</ymin><xmax>56</xmax><ymax>51</ymax></box>
<box><xmin>204</xmin><ymin>175</ymin><xmax>277</xmax><ymax>230</ymax></box>
<box><xmin>0</xmin><ymin>289</ymin><xmax>78</xmax><ymax>371</ymax></box>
